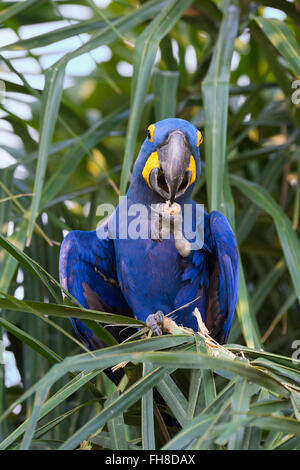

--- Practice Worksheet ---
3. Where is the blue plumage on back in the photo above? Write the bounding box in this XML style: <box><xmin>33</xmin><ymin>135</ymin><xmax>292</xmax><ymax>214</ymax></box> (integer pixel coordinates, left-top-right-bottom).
<box><xmin>59</xmin><ymin>118</ymin><xmax>239</xmax><ymax>365</ymax></box>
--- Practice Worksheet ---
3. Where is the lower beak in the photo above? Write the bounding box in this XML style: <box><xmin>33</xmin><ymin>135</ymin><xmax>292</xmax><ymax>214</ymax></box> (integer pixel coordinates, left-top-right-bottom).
<box><xmin>149</xmin><ymin>130</ymin><xmax>192</xmax><ymax>202</ymax></box>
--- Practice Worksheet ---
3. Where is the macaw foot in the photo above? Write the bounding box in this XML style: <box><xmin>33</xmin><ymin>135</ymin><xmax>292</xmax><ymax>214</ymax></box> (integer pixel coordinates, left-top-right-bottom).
<box><xmin>146</xmin><ymin>310</ymin><xmax>164</xmax><ymax>336</ymax></box>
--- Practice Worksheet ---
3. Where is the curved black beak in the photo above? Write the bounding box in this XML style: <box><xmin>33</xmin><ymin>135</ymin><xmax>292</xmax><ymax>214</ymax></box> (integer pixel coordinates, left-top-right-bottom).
<box><xmin>149</xmin><ymin>130</ymin><xmax>192</xmax><ymax>202</ymax></box>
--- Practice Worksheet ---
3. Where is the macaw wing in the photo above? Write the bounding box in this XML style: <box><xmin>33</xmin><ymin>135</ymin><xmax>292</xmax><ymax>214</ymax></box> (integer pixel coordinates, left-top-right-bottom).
<box><xmin>205</xmin><ymin>211</ymin><xmax>239</xmax><ymax>343</ymax></box>
<box><xmin>59</xmin><ymin>223</ymin><xmax>134</xmax><ymax>351</ymax></box>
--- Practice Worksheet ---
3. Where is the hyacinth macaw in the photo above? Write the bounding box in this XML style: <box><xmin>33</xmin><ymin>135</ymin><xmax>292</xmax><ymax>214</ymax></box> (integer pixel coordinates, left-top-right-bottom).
<box><xmin>59</xmin><ymin>118</ymin><xmax>239</xmax><ymax>380</ymax></box>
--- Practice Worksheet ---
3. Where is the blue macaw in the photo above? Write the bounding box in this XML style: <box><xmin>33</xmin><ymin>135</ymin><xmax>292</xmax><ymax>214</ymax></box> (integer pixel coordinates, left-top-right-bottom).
<box><xmin>59</xmin><ymin>118</ymin><xmax>239</xmax><ymax>377</ymax></box>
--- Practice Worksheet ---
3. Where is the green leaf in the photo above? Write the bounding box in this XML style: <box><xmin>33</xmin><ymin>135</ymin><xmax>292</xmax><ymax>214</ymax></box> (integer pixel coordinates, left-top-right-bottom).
<box><xmin>220</xmin><ymin>165</ymin><xmax>262</xmax><ymax>349</ymax></box>
<box><xmin>227</xmin><ymin>414</ymin><xmax>300</xmax><ymax>437</ymax></box>
<box><xmin>119</xmin><ymin>0</ymin><xmax>194</xmax><ymax>195</ymax></box>
<box><xmin>128</xmin><ymin>351</ymin><xmax>290</xmax><ymax>397</ymax></box>
<box><xmin>186</xmin><ymin>338</ymin><xmax>203</xmax><ymax>420</ymax></box>
<box><xmin>254</xmin><ymin>17</ymin><xmax>300</xmax><ymax>76</ymax></box>
<box><xmin>21</xmin><ymin>387</ymin><xmax>49</xmax><ymax>450</ymax></box>
<box><xmin>163</xmin><ymin>378</ymin><xmax>237</xmax><ymax>450</ymax></box>
<box><xmin>0</xmin><ymin>0</ymin><xmax>40</xmax><ymax>22</ymax></box>
<box><xmin>0</xmin><ymin>295</ymin><xmax>144</xmax><ymax>327</ymax></box>
<box><xmin>0</xmin><ymin>234</ymin><xmax>60</xmax><ymax>302</ymax></box>
<box><xmin>1</xmin><ymin>0</ymin><xmax>166</xmax><ymax>53</ymax></box>
<box><xmin>236</xmin><ymin>148</ymin><xmax>290</xmax><ymax>244</ymax></box>
<box><xmin>39</xmin><ymin>105</ymin><xmax>130</xmax><ymax>210</ymax></box>
<box><xmin>228</xmin><ymin>346</ymin><xmax>300</xmax><ymax>370</ymax></box>
<box><xmin>0</xmin><ymin>371</ymin><xmax>100</xmax><ymax>450</ymax></box>
<box><xmin>252</xmin><ymin>259</ymin><xmax>285</xmax><ymax>314</ymax></box>
<box><xmin>26</xmin><ymin>66</ymin><xmax>65</xmax><ymax>244</ymax></box>
<box><xmin>0</xmin><ymin>335</ymin><xmax>193</xmax><ymax>442</ymax></box>
<box><xmin>141</xmin><ymin>363</ymin><xmax>155</xmax><ymax>450</ymax></box>
<box><xmin>228</xmin><ymin>378</ymin><xmax>253</xmax><ymax>449</ymax></box>
<box><xmin>91</xmin><ymin>432</ymin><xmax>140</xmax><ymax>450</ymax></box>
<box><xmin>60</xmin><ymin>367</ymin><xmax>169</xmax><ymax>450</ymax></box>
<box><xmin>291</xmin><ymin>391</ymin><xmax>300</xmax><ymax>421</ymax></box>
<box><xmin>156</xmin><ymin>372</ymin><xmax>189</xmax><ymax>427</ymax></box>
<box><xmin>234</xmin><ymin>257</ymin><xmax>262</xmax><ymax>349</ymax></box>
<box><xmin>0</xmin><ymin>316</ymin><xmax>61</xmax><ymax>364</ymax></box>
<box><xmin>231</xmin><ymin>174</ymin><xmax>300</xmax><ymax>307</ymax></box>
<box><xmin>32</xmin><ymin>401</ymin><xmax>96</xmax><ymax>442</ymax></box>
<box><xmin>153</xmin><ymin>70</ymin><xmax>179</xmax><ymax>120</ymax></box>
<box><xmin>196</xmin><ymin>336</ymin><xmax>216</xmax><ymax>406</ymax></box>
<box><xmin>250</xmin><ymin>20</ymin><xmax>300</xmax><ymax>127</ymax></box>
<box><xmin>105</xmin><ymin>391</ymin><xmax>128</xmax><ymax>450</ymax></box>
<box><xmin>202</xmin><ymin>3</ymin><xmax>239</xmax><ymax>211</ymax></box>
<box><xmin>0</xmin><ymin>220</ymin><xmax>27</xmax><ymax>294</ymax></box>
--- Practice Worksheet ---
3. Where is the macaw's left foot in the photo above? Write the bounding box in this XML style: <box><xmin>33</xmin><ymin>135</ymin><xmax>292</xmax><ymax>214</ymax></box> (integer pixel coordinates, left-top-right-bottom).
<box><xmin>146</xmin><ymin>310</ymin><xmax>164</xmax><ymax>336</ymax></box>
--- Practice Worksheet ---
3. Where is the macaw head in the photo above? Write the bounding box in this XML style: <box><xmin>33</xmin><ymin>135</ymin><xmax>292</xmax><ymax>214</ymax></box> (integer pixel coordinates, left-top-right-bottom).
<box><xmin>130</xmin><ymin>118</ymin><xmax>203</xmax><ymax>203</ymax></box>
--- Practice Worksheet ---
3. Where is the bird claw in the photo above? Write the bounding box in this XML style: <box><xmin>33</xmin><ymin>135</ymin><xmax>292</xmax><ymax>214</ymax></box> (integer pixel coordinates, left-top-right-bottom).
<box><xmin>146</xmin><ymin>310</ymin><xmax>164</xmax><ymax>336</ymax></box>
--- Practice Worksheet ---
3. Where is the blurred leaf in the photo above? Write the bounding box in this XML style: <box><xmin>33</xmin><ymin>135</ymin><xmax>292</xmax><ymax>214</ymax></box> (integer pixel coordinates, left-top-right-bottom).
<box><xmin>39</xmin><ymin>105</ymin><xmax>130</xmax><ymax>210</ymax></box>
<box><xmin>202</xmin><ymin>3</ymin><xmax>239</xmax><ymax>211</ymax></box>
<box><xmin>252</xmin><ymin>259</ymin><xmax>285</xmax><ymax>314</ymax></box>
<box><xmin>120</xmin><ymin>0</ymin><xmax>193</xmax><ymax>195</ymax></box>
<box><xmin>0</xmin><ymin>0</ymin><xmax>40</xmax><ymax>22</ymax></box>
<box><xmin>254</xmin><ymin>17</ymin><xmax>300</xmax><ymax>76</ymax></box>
<box><xmin>0</xmin><ymin>371</ymin><xmax>100</xmax><ymax>450</ymax></box>
<box><xmin>231</xmin><ymin>175</ymin><xmax>300</xmax><ymax>307</ymax></box>
<box><xmin>0</xmin><ymin>316</ymin><xmax>61</xmax><ymax>364</ymax></box>
<box><xmin>0</xmin><ymin>221</ymin><xmax>27</xmax><ymax>294</ymax></box>
<box><xmin>26</xmin><ymin>67</ymin><xmax>65</xmax><ymax>244</ymax></box>
<box><xmin>153</xmin><ymin>70</ymin><xmax>179</xmax><ymax>120</ymax></box>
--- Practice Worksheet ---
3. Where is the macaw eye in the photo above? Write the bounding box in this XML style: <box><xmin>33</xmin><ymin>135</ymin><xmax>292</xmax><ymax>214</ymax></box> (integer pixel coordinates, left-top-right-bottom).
<box><xmin>147</xmin><ymin>124</ymin><xmax>155</xmax><ymax>143</ymax></box>
<box><xmin>197</xmin><ymin>130</ymin><xmax>203</xmax><ymax>147</ymax></box>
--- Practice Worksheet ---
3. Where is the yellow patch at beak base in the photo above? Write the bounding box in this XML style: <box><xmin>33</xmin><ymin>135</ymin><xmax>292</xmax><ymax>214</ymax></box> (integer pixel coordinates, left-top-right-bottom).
<box><xmin>187</xmin><ymin>155</ymin><xmax>196</xmax><ymax>186</ymax></box>
<box><xmin>142</xmin><ymin>151</ymin><xmax>160</xmax><ymax>188</ymax></box>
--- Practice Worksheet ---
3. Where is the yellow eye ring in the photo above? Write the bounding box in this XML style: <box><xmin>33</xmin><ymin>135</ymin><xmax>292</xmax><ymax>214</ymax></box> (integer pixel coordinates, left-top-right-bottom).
<box><xmin>147</xmin><ymin>124</ymin><xmax>155</xmax><ymax>142</ymax></box>
<box><xmin>197</xmin><ymin>130</ymin><xmax>203</xmax><ymax>147</ymax></box>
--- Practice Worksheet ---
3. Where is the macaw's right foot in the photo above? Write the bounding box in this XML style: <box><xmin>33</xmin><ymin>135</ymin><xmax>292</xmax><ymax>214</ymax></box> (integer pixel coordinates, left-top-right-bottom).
<box><xmin>146</xmin><ymin>310</ymin><xmax>164</xmax><ymax>336</ymax></box>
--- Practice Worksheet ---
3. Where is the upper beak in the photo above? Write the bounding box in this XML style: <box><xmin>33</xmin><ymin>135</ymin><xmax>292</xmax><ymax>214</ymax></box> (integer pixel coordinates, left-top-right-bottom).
<box><xmin>149</xmin><ymin>130</ymin><xmax>192</xmax><ymax>202</ymax></box>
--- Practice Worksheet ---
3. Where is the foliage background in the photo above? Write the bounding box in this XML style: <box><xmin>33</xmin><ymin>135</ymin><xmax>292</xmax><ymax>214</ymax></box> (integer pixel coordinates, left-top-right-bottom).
<box><xmin>0</xmin><ymin>0</ymin><xmax>300</xmax><ymax>450</ymax></box>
